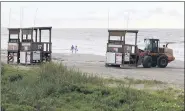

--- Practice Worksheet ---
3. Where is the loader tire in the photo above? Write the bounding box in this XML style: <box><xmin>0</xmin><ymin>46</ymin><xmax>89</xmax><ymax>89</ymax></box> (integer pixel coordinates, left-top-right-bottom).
<box><xmin>142</xmin><ymin>56</ymin><xmax>152</xmax><ymax>68</ymax></box>
<box><xmin>157</xmin><ymin>55</ymin><xmax>168</xmax><ymax>68</ymax></box>
<box><xmin>152</xmin><ymin>63</ymin><xmax>157</xmax><ymax>67</ymax></box>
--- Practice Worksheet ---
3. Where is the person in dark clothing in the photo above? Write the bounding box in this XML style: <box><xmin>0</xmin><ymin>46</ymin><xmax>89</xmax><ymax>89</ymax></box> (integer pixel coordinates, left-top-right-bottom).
<box><xmin>71</xmin><ymin>45</ymin><xmax>74</xmax><ymax>53</ymax></box>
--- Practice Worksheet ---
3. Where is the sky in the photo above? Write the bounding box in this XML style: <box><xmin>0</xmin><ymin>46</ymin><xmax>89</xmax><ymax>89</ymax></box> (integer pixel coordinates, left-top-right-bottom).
<box><xmin>1</xmin><ymin>2</ymin><xmax>184</xmax><ymax>28</ymax></box>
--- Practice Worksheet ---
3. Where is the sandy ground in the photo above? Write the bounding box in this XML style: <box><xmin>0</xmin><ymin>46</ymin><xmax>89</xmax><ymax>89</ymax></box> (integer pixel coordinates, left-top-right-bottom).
<box><xmin>52</xmin><ymin>53</ymin><xmax>184</xmax><ymax>88</ymax></box>
<box><xmin>1</xmin><ymin>51</ymin><xmax>184</xmax><ymax>88</ymax></box>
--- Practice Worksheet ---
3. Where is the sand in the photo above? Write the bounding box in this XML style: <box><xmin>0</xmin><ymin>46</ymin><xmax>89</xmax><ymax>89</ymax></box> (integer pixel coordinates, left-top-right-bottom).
<box><xmin>1</xmin><ymin>51</ymin><xmax>184</xmax><ymax>88</ymax></box>
<box><xmin>52</xmin><ymin>53</ymin><xmax>184</xmax><ymax>88</ymax></box>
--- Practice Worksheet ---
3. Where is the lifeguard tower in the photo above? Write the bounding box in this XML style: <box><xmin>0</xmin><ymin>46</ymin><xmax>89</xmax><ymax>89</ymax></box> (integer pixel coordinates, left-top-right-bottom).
<box><xmin>7</xmin><ymin>26</ymin><xmax>52</xmax><ymax>65</ymax></box>
<box><xmin>105</xmin><ymin>29</ymin><xmax>139</xmax><ymax>68</ymax></box>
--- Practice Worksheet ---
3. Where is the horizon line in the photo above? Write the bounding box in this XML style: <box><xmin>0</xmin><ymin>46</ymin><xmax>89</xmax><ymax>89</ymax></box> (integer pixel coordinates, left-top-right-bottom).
<box><xmin>1</xmin><ymin>26</ymin><xmax>184</xmax><ymax>30</ymax></box>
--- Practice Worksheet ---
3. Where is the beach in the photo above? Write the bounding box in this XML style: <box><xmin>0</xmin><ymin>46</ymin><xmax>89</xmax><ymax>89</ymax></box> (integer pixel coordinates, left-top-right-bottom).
<box><xmin>52</xmin><ymin>53</ymin><xmax>184</xmax><ymax>87</ymax></box>
<box><xmin>1</xmin><ymin>3</ymin><xmax>184</xmax><ymax>110</ymax></box>
<box><xmin>1</xmin><ymin>28</ymin><xmax>184</xmax><ymax>88</ymax></box>
<box><xmin>1</xmin><ymin>50</ymin><xmax>184</xmax><ymax>88</ymax></box>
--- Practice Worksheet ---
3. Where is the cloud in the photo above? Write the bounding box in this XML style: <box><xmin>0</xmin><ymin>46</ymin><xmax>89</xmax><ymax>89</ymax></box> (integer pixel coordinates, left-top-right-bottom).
<box><xmin>132</xmin><ymin>14</ymin><xmax>184</xmax><ymax>29</ymax></box>
<box><xmin>168</xmin><ymin>10</ymin><xmax>182</xmax><ymax>17</ymax></box>
<box><xmin>1</xmin><ymin>2</ymin><xmax>184</xmax><ymax>28</ymax></box>
<box><xmin>149</xmin><ymin>7</ymin><xmax>164</xmax><ymax>14</ymax></box>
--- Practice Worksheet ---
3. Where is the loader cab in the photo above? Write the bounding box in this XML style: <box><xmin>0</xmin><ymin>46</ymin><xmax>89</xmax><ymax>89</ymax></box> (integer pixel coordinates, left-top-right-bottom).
<box><xmin>144</xmin><ymin>39</ymin><xmax>159</xmax><ymax>53</ymax></box>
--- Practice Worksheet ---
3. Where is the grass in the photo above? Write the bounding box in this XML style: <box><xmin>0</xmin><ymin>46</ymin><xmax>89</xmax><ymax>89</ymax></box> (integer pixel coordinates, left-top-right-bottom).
<box><xmin>123</xmin><ymin>77</ymin><xmax>164</xmax><ymax>85</ymax></box>
<box><xmin>1</xmin><ymin>62</ymin><xmax>184</xmax><ymax>111</ymax></box>
<box><xmin>104</xmin><ymin>77</ymin><xmax>165</xmax><ymax>87</ymax></box>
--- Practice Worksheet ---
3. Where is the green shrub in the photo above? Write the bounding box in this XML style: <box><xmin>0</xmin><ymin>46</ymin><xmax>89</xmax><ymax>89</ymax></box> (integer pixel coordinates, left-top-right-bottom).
<box><xmin>9</xmin><ymin>74</ymin><xmax>23</xmax><ymax>82</ymax></box>
<box><xmin>1</xmin><ymin>62</ymin><xmax>184</xmax><ymax>111</ymax></box>
<box><xmin>2</xmin><ymin>103</ymin><xmax>35</xmax><ymax>111</ymax></box>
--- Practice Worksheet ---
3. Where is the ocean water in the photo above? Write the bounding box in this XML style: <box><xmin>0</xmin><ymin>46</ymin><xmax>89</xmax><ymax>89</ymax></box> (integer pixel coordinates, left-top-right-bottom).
<box><xmin>1</xmin><ymin>28</ymin><xmax>184</xmax><ymax>61</ymax></box>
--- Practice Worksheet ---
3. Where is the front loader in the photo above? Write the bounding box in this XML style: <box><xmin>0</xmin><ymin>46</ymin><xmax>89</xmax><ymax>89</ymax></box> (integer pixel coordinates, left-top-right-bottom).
<box><xmin>137</xmin><ymin>39</ymin><xmax>175</xmax><ymax>68</ymax></box>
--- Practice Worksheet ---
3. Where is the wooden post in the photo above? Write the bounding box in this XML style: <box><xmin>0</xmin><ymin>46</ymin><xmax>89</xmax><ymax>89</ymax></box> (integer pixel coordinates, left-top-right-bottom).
<box><xmin>18</xmin><ymin>32</ymin><xmax>20</xmax><ymax>41</ymax></box>
<box><xmin>135</xmin><ymin>32</ymin><xmax>137</xmax><ymax>46</ymax></box>
<box><xmin>21</xmin><ymin>29</ymin><xmax>23</xmax><ymax>41</ymax></box>
<box><xmin>108</xmin><ymin>32</ymin><xmax>110</xmax><ymax>41</ymax></box>
<box><xmin>49</xmin><ymin>29</ymin><xmax>51</xmax><ymax>43</ymax></box>
<box><xmin>7</xmin><ymin>52</ymin><xmax>9</xmax><ymax>64</ymax></box>
<box><xmin>135</xmin><ymin>32</ymin><xmax>138</xmax><ymax>67</ymax></box>
<box><xmin>31</xmin><ymin>29</ymin><xmax>33</xmax><ymax>42</ymax></box>
<box><xmin>8</xmin><ymin>30</ymin><xmax>10</xmax><ymax>64</ymax></box>
<box><xmin>17</xmin><ymin>31</ymin><xmax>20</xmax><ymax>64</ymax></box>
<box><xmin>46</xmin><ymin>43</ymin><xmax>48</xmax><ymax>52</ymax></box>
<box><xmin>8</xmin><ymin>32</ymin><xmax>10</xmax><ymax>42</ymax></box>
<box><xmin>49</xmin><ymin>29</ymin><xmax>52</xmax><ymax>61</ymax></box>
<box><xmin>49</xmin><ymin>29</ymin><xmax>51</xmax><ymax>52</ymax></box>
<box><xmin>26</xmin><ymin>34</ymin><xmax>28</xmax><ymax>40</ymax></box>
<box><xmin>35</xmin><ymin>29</ymin><xmax>37</xmax><ymax>42</ymax></box>
<box><xmin>135</xmin><ymin>32</ymin><xmax>137</xmax><ymax>53</ymax></box>
<box><xmin>26</xmin><ymin>51</ymin><xmax>27</xmax><ymax>66</ymax></box>
<box><xmin>107</xmin><ymin>32</ymin><xmax>110</xmax><ymax>52</ymax></box>
<box><xmin>123</xmin><ymin>34</ymin><xmax>125</xmax><ymax>44</ymax></box>
<box><xmin>39</xmin><ymin>29</ymin><xmax>41</xmax><ymax>42</ymax></box>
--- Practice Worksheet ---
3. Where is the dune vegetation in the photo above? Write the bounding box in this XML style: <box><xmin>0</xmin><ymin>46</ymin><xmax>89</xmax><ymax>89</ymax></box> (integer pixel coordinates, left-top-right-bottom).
<box><xmin>1</xmin><ymin>62</ymin><xmax>184</xmax><ymax>111</ymax></box>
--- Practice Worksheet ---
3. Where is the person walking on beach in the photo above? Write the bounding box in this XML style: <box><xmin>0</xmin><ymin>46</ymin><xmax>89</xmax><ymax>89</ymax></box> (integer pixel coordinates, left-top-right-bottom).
<box><xmin>74</xmin><ymin>45</ymin><xmax>78</xmax><ymax>53</ymax></box>
<box><xmin>71</xmin><ymin>45</ymin><xmax>74</xmax><ymax>53</ymax></box>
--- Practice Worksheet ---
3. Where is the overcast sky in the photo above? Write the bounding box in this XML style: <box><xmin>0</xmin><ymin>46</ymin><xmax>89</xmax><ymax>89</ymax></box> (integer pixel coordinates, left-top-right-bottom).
<box><xmin>1</xmin><ymin>2</ymin><xmax>184</xmax><ymax>28</ymax></box>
